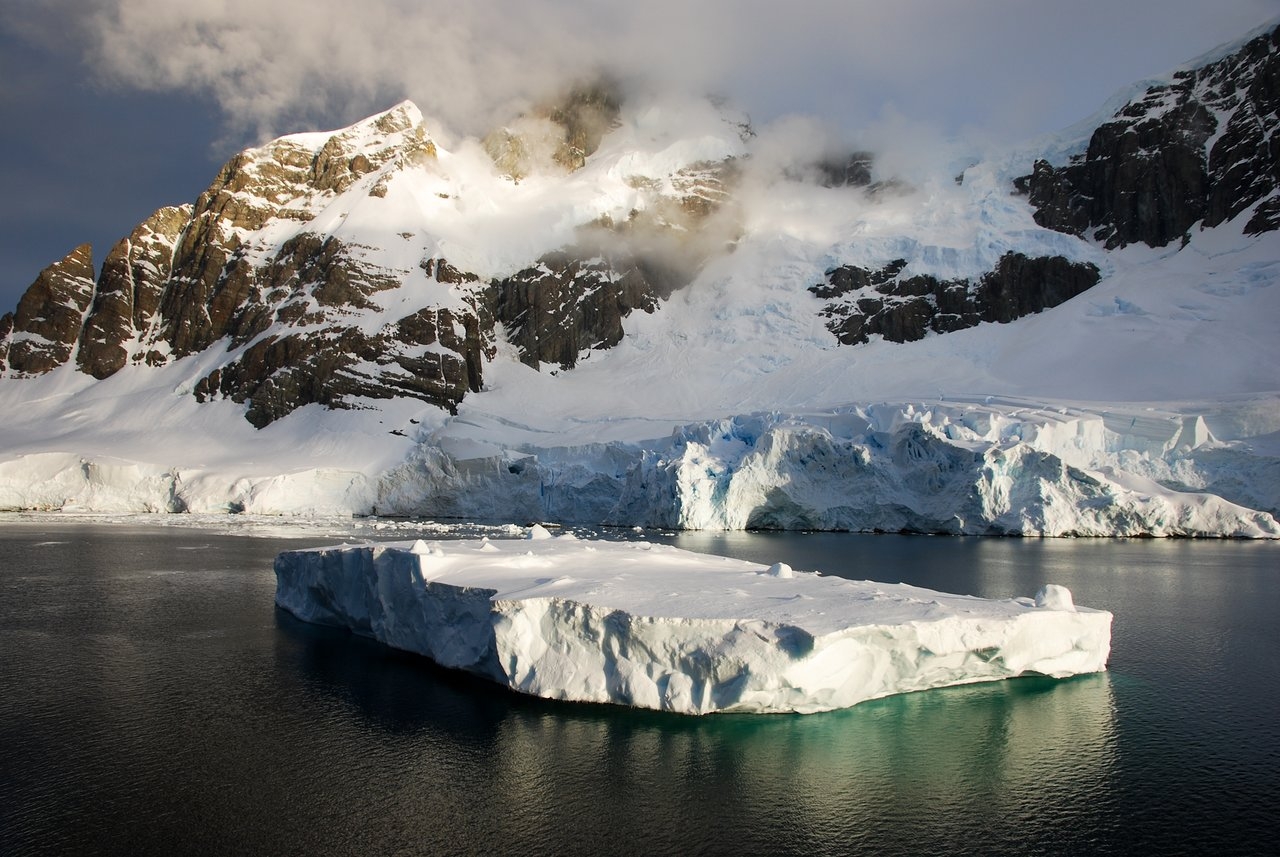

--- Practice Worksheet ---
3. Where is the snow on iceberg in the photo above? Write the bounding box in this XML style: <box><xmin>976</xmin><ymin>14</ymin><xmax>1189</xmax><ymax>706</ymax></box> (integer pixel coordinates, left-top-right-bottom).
<box><xmin>274</xmin><ymin>533</ymin><xmax>1112</xmax><ymax>715</ymax></box>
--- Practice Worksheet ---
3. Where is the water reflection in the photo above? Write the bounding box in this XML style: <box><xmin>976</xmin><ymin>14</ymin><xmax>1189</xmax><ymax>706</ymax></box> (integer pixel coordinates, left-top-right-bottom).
<box><xmin>274</xmin><ymin>609</ymin><xmax>1118</xmax><ymax>855</ymax></box>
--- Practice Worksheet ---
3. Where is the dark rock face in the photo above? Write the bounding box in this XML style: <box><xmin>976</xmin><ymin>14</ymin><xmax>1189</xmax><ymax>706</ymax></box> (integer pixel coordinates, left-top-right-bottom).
<box><xmin>192</xmin><ymin>248</ymin><xmax>492</xmax><ymax>428</ymax></box>
<box><xmin>0</xmin><ymin>95</ymin><xmax>722</xmax><ymax>426</ymax></box>
<box><xmin>490</xmin><ymin>250</ymin><xmax>685</xmax><ymax>369</ymax></box>
<box><xmin>1245</xmin><ymin>195</ymin><xmax>1280</xmax><ymax>234</ymax></box>
<box><xmin>3</xmin><ymin>244</ymin><xmax>96</xmax><ymax>375</ymax></box>
<box><xmin>1021</xmin><ymin>25</ymin><xmax>1280</xmax><ymax>248</ymax></box>
<box><xmin>547</xmin><ymin>82</ymin><xmax>624</xmax><ymax>171</ymax></box>
<box><xmin>0</xmin><ymin>101</ymin><xmax>492</xmax><ymax>429</ymax></box>
<box><xmin>12</xmin><ymin>26</ymin><xmax>1268</xmax><ymax>428</ymax></box>
<box><xmin>0</xmin><ymin>312</ymin><xmax>12</xmax><ymax>375</ymax></box>
<box><xmin>815</xmin><ymin>152</ymin><xmax>874</xmax><ymax>188</ymax></box>
<box><xmin>194</xmin><ymin>301</ymin><xmax>489</xmax><ymax>429</ymax></box>
<box><xmin>194</xmin><ymin>253</ymin><xmax>488</xmax><ymax>432</ymax></box>
<box><xmin>154</xmin><ymin>143</ymin><xmax>314</xmax><ymax>358</ymax></box>
<box><xmin>149</xmin><ymin>104</ymin><xmax>436</xmax><ymax>362</ymax></box>
<box><xmin>812</xmin><ymin>254</ymin><xmax>1101</xmax><ymax>345</ymax></box>
<box><xmin>485</xmin><ymin>140</ymin><xmax>733</xmax><ymax>373</ymax></box>
<box><xmin>975</xmin><ymin>253</ymin><xmax>1104</xmax><ymax>323</ymax></box>
<box><xmin>77</xmin><ymin>206</ymin><xmax>191</xmax><ymax>378</ymax></box>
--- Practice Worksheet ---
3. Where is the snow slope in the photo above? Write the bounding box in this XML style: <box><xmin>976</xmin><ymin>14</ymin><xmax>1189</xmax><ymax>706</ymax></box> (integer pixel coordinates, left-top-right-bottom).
<box><xmin>274</xmin><ymin>531</ymin><xmax>1112</xmax><ymax>714</ymax></box>
<box><xmin>371</xmin><ymin>214</ymin><xmax>1278</xmax><ymax>536</ymax></box>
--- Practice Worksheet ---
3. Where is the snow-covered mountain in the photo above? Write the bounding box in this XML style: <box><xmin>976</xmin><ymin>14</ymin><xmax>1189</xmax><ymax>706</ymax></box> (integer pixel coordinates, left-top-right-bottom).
<box><xmin>2</xmin><ymin>25</ymin><xmax>1278</xmax><ymax>536</ymax></box>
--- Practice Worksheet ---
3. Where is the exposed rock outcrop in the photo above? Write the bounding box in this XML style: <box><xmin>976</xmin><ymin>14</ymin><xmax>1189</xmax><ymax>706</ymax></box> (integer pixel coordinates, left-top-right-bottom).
<box><xmin>812</xmin><ymin>254</ymin><xmax>1101</xmax><ymax>345</ymax></box>
<box><xmin>154</xmin><ymin>103</ymin><xmax>435</xmax><ymax>360</ymax></box>
<box><xmin>483</xmin><ymin>81</ymin><xmax>622</xmax><ymax>179</ymax></box>
<box><xmin>3</xmin><ymin>25</ymin><xmax>1275</xmax><ymax>430</ymax></box>
<box><xmin>490</xmin><ymin>250</ymin><xmax>685</xmax><ymax>369</ymax></box>
<box><xmin>3</xmin><ymin>244</ymin><xmax>96</xmax><ymax>375</ymax></box>
<box><xmin>815</xmin><ymin>152</ymin><xmax>875</xmax><ymax>188</ymax></box>
<box><xmin>1021</xmin><ymin>25</ymin><xmax>1280</xmax><ymax>247</ymax></box>
<box><xmin>2</xmin><ymin>102</ymin><xmax>485</xmax><ymax>426</ymax></box>
<box><xmin>1</xmin><ymin>92</ymin><xmax>726</xmax><ymax>425</ymax></box>
<box><xmin>77</xmin><ymin>206</ymin><xmax>191</xmax><ymax>378</ymax></box>
<box><xmin>194</xmin><ymin>301</ymin><xmax>489</xmax><ymax>429</ymax></box>
<box><xmin>192</xmin><ymin>246</ymin><xmax>492</xmax><ymax>428</ymax></box>
<box><xmin>0</xmin><ymin>312</ymin><xmax>11</xmax><ymax>375</ymax></box>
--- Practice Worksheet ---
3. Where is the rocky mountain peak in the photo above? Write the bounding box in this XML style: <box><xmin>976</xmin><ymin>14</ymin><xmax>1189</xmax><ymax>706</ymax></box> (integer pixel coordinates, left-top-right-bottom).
<box><xmin>205</xmin><ymin>100</ymin><xmax>438</xmax><ymax>225</ymax></box>
<box><xmin>148</xmin><ymin>102</ymin><xmax>445</xmax><ymax>363</ymax></box>
<box><xmin>1</xmin><ymin>244</ymin><xmax>96</xmax><ymax>376</ymax></box>
<box><xmin>77</xmin><ymin>205</ymin><xmax>193</xmax><ymax>378</ymax></box>
<box><xmin>1020</xmin><ymin>23</ymin><xmax>1280</xmax><ymax>248</ymax></box>
<box><xmin>3</xmin><ymin>24</ymin><xmax>1279</xmax><ymax>431</ymax></box>
<box><xmin>305</xmin><ymin>101</ymin><xmax>437</xmax><ymax>195</ymax></box>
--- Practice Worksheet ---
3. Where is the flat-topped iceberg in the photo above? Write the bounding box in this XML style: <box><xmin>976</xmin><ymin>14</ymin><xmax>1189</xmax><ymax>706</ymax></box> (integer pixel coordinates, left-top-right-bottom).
<box><xmin>274</xmin><ymin>531</ymin><xmax>1112</xmax><ymax>714</ymax></box>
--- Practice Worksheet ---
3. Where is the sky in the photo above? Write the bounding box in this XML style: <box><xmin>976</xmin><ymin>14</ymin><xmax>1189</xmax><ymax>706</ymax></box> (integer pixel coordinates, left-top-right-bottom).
<box><xmin>2</xmin><ymin>0</ymin><xmax>1278</xmax><ymax>311</ymax></box>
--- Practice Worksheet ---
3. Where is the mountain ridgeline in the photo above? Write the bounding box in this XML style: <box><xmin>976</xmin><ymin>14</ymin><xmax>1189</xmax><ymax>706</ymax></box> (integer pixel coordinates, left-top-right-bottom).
<box><xmin>3</xmin><ymin>25</ymin><xmax>1279</xmax><ymax>427</ymax></box>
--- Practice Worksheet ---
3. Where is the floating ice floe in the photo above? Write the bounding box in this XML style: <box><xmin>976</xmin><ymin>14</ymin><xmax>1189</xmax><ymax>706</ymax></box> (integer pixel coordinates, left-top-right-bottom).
<box><xmin>274</xmin><ymin>531</ymin><xmax>1112</xmax><ymax>715</ymax></box>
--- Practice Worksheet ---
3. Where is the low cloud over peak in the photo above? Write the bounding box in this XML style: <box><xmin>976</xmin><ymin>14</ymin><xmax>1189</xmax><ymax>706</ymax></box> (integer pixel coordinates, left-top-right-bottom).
<box><xmin>20</xmin><ymin>0</ymin><xmax>1275</xmax><ymax>146</ymax></box>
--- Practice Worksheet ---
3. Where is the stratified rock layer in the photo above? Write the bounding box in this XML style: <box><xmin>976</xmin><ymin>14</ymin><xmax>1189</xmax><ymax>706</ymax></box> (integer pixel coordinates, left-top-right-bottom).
<box><xmin>77</xmin><ymin>206</ymin><xmax>191</xmax><ymax>378</ymax></box>
<box><xmin>490</xmin><ymin>249</ymin><xmax>686</xmax><ymax>369</ymax></box>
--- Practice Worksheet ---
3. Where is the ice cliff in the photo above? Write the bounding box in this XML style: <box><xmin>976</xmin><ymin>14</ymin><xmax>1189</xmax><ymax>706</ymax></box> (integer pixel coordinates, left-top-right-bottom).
<box><xmin>273</xmin><ymin>533</ymin><xmax>1113</xmax><ymax>714</ymax></box>
<box><xmin>374</xmin><ymin>400</ymin><xmax>1280</xmax><ymax>537</ymax></box>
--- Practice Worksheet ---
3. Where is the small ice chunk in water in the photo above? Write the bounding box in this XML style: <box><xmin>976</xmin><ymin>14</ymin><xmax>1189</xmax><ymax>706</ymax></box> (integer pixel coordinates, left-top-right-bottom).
<box><xmin>526</xmin><ymin>524</ymin><xmax>553</xmax><ymax>540</ymax></box>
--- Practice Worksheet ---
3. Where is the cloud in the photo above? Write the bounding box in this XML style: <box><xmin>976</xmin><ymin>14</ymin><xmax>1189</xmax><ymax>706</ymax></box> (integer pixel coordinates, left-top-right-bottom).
<box><xmin>81</xmin><ymin>0</ymin><xmax>763</xmax><ymax>140</ymax></box>
<box><xmin>15</xmin><ymin>0</ymin><xmax>1280</xmax><ymax>146</ymax></box>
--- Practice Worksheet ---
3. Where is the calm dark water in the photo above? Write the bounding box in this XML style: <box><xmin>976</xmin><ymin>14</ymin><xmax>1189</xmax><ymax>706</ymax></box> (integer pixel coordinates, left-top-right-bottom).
<box><xmin>1</xmin><ymin>522</ymin><xmax>1277</xmax><ymax>856</ymax></box>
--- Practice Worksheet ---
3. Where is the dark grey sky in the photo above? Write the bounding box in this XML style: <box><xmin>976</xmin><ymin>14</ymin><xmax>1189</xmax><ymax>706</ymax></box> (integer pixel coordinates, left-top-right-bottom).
<box><xmin>2</xmin><ymin>0</ymin><xmax>1278</xmax><ymax>311</ymax></box>
<box><xmin>0</xmin><ymin>27</ymin><xmax>221</xmax><ymax>309</ymax></box>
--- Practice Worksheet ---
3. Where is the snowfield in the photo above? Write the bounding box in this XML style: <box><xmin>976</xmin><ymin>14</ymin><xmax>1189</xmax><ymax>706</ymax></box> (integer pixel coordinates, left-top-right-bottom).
<box><xmin>273</xmin><ymin>530</ymin><xmax>1113</xmax><ymax>714</ymax></box>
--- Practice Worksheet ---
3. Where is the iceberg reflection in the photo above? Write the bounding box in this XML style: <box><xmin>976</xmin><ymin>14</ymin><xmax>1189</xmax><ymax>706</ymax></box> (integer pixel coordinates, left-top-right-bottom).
<box><xmin>276</xmin><ymin>611</ymin><xmax>1116</xmax><ymax>854</ymax></box>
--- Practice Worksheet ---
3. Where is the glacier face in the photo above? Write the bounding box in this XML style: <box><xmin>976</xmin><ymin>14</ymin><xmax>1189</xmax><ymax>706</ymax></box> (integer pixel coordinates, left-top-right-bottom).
<box><xmin>274</xmin><ymin>533</ymin><xmax>1112</xmax><ymax>715</ymax></box>
<box><xmin>371</xmin><ymin>400</ymin><xmax>1280</xmax><ymax>538</ymax></box>
<box><xmin>3</xmin><ymin>395</ymin><xmax>1276</xmax><ymax>538</ymax></box>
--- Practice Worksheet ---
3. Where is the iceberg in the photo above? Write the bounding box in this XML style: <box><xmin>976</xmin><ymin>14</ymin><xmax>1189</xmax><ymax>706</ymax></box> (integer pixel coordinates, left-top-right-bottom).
<box><xmin>274</xmin><ymin>531</ymin><xmax>1112</xmax><ymax>715</ymax></box>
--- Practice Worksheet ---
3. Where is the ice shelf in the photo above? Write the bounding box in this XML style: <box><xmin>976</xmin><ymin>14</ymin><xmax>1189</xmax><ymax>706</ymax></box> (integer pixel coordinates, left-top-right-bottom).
<box><xmin>274</xmin><ymin>531</ymin><xmax>1112</xmax><ymax>715</ymax></box>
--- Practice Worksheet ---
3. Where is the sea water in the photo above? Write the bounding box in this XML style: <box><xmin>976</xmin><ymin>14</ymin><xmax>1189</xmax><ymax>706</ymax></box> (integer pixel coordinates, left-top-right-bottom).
<box><xmin>1</xmin><ymin>521</ymin><xmax>1276</xmax><ymax>855</ymax></box>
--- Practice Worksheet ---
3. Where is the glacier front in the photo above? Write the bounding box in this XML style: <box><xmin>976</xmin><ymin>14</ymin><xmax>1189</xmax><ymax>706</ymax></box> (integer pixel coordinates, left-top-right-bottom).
<box><xmin>274</xmin><ymin>530</ymin><xmax>1112</xmax><ymax>714</ymax></box>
